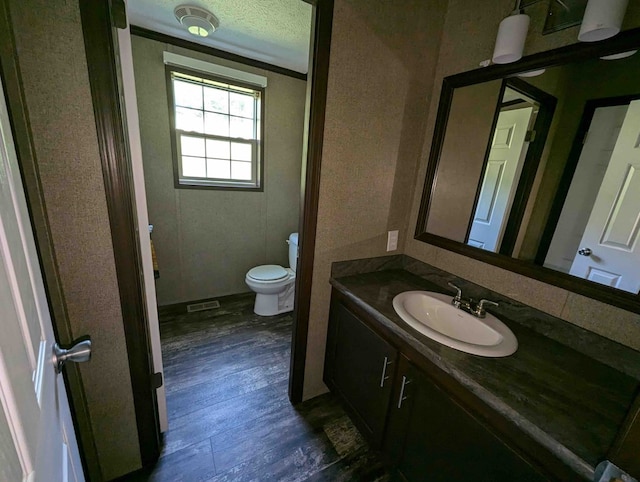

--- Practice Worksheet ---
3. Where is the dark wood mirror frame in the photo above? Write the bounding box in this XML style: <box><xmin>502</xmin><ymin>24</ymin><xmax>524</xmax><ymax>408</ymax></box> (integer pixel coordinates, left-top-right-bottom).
<box><xmin>415</xmin><ymin>27</ymin><xmax>640</xmax><ymax>315</ymax></box>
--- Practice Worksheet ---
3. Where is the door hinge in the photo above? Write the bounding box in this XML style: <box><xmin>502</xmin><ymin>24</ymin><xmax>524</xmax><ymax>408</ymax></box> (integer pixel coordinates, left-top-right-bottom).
<box><xmin>153</xmin><ymin>372</ymin><xmax>163</xmax><ymax>389</ymax></box>
<box><xmin>525</xmin><ymin>130</ymin><xmax>536</xmax><ymax>143</ymax></box>
<box><xmin>111</xmin><ymin>0</ymin><xmax>128</xmax><ymax>29</ymax></box>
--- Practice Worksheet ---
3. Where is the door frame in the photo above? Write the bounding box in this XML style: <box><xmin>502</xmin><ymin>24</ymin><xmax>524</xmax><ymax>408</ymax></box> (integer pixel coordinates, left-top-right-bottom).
<box><xmin>0</xmin><ymin>2</ymin><xmax>103</xmax><ymax>480</ymax></box>
<box><xmin>462</xmin><ymin>77</ymin><xmax>557</xmax><ymax>255</ymax></box>
<box><xmin>77</xmin><ymin>0</ymin><xmax>334</xmax><ymax>466</ymax></box>
<box><xmin>497</xmin><ymin>77</ymin><xmax>557</xmax><ymax>256</ymax></box>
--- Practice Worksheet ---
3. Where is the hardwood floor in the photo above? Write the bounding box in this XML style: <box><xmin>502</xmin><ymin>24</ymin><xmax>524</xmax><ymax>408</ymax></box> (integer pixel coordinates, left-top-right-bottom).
<box><xmin>122</xmin><ymin>293</ymin><xmax>389</xmax><ymax>482</ymax></box>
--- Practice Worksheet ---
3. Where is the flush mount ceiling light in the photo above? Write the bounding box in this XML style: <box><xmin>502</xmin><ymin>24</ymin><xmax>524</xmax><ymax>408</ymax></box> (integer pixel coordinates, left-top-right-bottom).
<box><xmin>174</xmin><ymin>5</ymin><xmax>220</xmax><ymax>38</ymax></box>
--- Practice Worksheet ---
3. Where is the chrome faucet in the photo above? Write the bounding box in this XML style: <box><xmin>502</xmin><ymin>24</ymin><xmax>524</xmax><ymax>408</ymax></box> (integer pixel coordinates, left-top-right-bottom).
<box><xmin>447</xmin><ymin>282</ymin><xmax>499</xmax><ymax>318</ymax></box>
<box><xmin>447</xmin><ymin>282</ymin><xmax>465</xmax><ymax>309</ymax></box>
<box><xmin>472</xmin><ymin>299</ymin><xmax>499</xmax><ymax>318</ymax></box>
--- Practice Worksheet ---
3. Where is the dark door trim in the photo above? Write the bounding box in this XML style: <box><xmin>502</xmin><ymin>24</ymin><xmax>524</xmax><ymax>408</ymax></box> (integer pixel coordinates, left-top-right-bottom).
<box><xmin>78</xmin><ymin>0</ymin><xmax>161</xmax><ymax>466</ymax></box>
<box><xmin>76</xmin><ymin>0</ymin><xmax>333</xmax><ymax>469</ymax></box>
<box><xmin>0</xmin><ymin>2</ymin><xmax>102</xmax><ymax>479</ymax></box>
<box><xmin>498</xmin><ymin>77</ymin><xmax>557</xmax><ymax>256</ymax></box>
<box><xmin>289</xmin><ymin>0</ymin><xmax>334</xmax><ymax>403</ymax></box>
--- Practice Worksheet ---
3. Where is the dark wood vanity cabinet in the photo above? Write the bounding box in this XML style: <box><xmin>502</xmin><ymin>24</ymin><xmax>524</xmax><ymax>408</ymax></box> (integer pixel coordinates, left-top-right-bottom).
<box><xmin>324</xmin><ymin>294</ymin><xmax>549</xmax><ymax>481</ymax></box>
<box><xmin>324</xmin><ymin>299</ymin><xmax>398</xmax><ymax>447</ymax></box>
<box><xmin>385</xmin><ymin>357</ymin><xmax>547</xmax><ymax>482</ymax></box>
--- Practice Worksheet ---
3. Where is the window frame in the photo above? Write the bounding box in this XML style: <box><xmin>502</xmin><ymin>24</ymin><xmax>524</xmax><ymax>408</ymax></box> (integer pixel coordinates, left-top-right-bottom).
<box><xmin>165</xmin><ymin>65</ymin><xmax>265</xmax><ymax>191</ymax></box>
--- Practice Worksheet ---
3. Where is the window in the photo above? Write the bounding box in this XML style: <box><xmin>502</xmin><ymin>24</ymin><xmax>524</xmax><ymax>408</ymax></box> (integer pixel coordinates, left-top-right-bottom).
<box><xmin>167</xmin><ymin>67</ymin><xmax>263</xmax><ymax>190</ymax></box>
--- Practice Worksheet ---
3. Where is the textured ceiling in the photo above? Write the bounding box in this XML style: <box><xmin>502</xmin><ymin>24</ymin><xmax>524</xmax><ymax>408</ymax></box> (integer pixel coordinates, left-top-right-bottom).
<box><xmin>128</xmin><ymin>0</ymin><xmax>313</xmax><ymax>73</ymax></box>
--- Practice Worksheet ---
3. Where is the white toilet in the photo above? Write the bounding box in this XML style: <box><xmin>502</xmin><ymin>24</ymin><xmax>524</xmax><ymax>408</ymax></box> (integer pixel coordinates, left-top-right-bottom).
<box><xmin>245</xmin><ymin>233</ymin><xmax>298</xmax><ymax>316</ymax></box>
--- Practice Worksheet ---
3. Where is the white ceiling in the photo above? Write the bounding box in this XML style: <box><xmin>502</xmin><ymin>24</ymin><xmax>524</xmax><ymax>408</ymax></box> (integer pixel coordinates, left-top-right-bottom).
<box><xmin>127</xmin><ymin>0</ymin><xmax>313</xmax><ymax>74</ymax></box>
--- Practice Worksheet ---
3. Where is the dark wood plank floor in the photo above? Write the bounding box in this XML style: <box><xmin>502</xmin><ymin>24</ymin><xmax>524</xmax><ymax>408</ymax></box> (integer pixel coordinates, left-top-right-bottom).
<box><xmin>122</xmin><ymin>293</ymin><xmax>388</xmax><ymax>482</ymax></box>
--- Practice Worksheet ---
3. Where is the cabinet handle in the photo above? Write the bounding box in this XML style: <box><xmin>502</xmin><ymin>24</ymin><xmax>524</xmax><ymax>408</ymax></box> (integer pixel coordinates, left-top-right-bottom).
<box><xmin>379</xmin><ymin>356</ymin><xmax>393</xmax><ymax>388</ymax></box>
<box><xmin>397</xmin><ymin>375</ymin><xmax>412</xmax><ymax>408</ymax></box>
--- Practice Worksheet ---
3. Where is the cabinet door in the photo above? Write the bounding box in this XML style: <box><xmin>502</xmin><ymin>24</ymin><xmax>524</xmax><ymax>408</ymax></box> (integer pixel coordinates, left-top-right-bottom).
<box><xmin>389</xmin><ymin>362</ymin><xmax>548</xmax><ymax>482</ymax></box>
<box><xmin>324</xmin><ymin>299</ymin><xmax>397</xmax><ymax>446</ymax></box>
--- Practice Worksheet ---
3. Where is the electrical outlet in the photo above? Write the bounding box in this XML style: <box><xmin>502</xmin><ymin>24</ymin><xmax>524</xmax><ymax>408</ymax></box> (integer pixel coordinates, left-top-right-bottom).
<box><xmin>386</xmin><ymin>230</ymin><xmax>399</xmax><ymax>251</ymax></box>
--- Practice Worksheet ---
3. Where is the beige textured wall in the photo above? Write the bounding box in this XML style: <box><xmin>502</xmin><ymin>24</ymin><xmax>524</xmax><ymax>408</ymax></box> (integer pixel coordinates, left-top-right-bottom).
<box><xmin>132</xmin><ymin>36</ymin><xmax>306</xmax><ymax>305</ymax></box>
<box><xmin>425</xmin><ymin>80</ymin><xmax>502</xmax><ymax>241</ymax></box>
<box><xmin>8</xmin><ymin>0</ymin><xmax>141</xmax><ymax>479</ymax></box>
<box><xmin>303</xmin><ymin>0</ymin><xmax>447</xmax><ymax>399</ymax></box>
<box><xmin>405</xmin><ymin>0</ymin><xmax>640</xmax><ymax>350</ymax></box>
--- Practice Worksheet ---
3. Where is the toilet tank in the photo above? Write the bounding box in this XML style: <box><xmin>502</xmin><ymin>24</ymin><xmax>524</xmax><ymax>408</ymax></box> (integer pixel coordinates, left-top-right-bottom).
<box><xmin>288</xmin><ymin>233</ymin><xmax>299</xmax><ymax>272</ymax></box>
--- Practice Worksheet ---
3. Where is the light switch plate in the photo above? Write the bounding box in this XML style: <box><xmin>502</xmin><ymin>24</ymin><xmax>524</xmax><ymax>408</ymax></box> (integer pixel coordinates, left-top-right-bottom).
<box><xmin>387</xmin><ymin>230</ymin><xmax>399</xmax><ymax>251</ymax></box>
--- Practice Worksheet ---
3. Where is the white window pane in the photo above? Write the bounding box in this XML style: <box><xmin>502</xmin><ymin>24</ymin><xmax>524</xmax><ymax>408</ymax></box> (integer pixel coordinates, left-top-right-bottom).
<box><xmin>207</xmin><ymin>159</ymin><xmax>231</xmax><ymax>179</ymax></box>
<box><xmin>181</xmin><ymin>135</ymin><xmax>205</xmax><ymax>157</ymax></box>
<box><xmin>204</xmin><ymin>87</ymin><xmax>229</xmax><ymax>113</ymax></box>
<box><xmin>205</xmin><ymin>112</ymin><xmax>230</xmax><ymax>136</ymax></box>
<box><xmin>182</xmin><ymin>156</ymin><xmax>206</xmax><ymax>177</ymax></box>
<box><xmin>231</xmin><ymin>161</ymin><xmax>252</xmax><ymax>180</ymax></box>
<box><xmin>173</xmin><ymin>79</ymin><xmax>202</xmax><ymax>109</ymax></box>
<box><xmin>231</xmin><ymin>142</ymin><xmax>252</xmax><ymax>161</ymax></box>
<box><xmin>230</xmin><ymin>117</ymin><xmax>254</xmax><ymax>139</ymax></box>
<box><xmin>230</xmin><ymin>92</ymin><xmax>255</xmax><ymax>118</ymax></box>
<box><xmin>176</xmin><ymin>107</ymin><xmax>204</xmax><ymax>133</ymax></box>
<box><xmin>206</xmin><ymin>139</ymin><xmax>230</xmax><ymax>159</ymax></box>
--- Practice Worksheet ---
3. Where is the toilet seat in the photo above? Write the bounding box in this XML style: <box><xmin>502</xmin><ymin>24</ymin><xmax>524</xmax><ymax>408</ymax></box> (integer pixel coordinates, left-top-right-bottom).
<box><xmin>247</xmin><ymin>264</ymin><xmax>289</xmax><ymax>282</ymax></box>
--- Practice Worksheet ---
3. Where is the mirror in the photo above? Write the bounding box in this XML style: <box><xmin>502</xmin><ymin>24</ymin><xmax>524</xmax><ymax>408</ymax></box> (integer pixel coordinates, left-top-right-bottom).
<box><xmin>416</xmin><ymin>31</ymin><xmax>640</xmax><ymax>310</ymax></box>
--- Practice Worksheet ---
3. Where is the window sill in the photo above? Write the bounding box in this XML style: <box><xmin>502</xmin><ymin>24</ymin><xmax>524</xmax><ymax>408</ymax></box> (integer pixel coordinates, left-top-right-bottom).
<box><xmin>175</xmin><ymin>178</ymin><xmax>263</xmax><ymax>192</ymax></box>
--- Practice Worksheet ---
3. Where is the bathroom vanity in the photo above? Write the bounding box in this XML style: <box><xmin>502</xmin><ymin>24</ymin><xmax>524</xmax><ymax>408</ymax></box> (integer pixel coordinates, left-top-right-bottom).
<box><xmin>323</xmin><ymin>256</ymin><xmax>640</xmax><ymax>481</ymax></box>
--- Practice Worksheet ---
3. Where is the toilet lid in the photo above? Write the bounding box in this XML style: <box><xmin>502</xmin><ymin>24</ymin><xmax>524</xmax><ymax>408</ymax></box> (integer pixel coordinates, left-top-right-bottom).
<box><xmin>247</xmin><ymin>265</ymin><xmax>288</xmax><ymax>281</ymax></box>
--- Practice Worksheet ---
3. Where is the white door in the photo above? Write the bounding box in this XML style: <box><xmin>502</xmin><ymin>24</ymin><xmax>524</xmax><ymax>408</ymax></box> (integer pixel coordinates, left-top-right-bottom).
<box><xmin>544</xmin><ymin>104</ymin><xmax>628</xmax><ymax>273</ymax></box>
<box><xmin>0</xmin><ymin>78</ymin><xmax>84</xmax><ymax>481</ymax></box>
<box><xmin>570</xmin><ymin>99</ymin><xmax>640</xmax><ymax>294</ymax></box>
<box><xmin>468</xmin><ymin>107</ymin><xmax>533</xmax><ymax>252</ymax></box>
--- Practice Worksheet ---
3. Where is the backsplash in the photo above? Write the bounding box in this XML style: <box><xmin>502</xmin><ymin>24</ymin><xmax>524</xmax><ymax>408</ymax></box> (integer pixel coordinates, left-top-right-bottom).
<box><xmin>404</xmin><ymin>242</ymin><xmax>640</xmax><ymax>352</ymax></box>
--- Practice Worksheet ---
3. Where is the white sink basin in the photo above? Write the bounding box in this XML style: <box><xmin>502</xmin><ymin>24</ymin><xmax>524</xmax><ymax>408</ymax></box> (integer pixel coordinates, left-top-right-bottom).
<box><xmin>392</xmin><ymin>291</ymin><xmax>517</xmax><ymax>357</ymax></box>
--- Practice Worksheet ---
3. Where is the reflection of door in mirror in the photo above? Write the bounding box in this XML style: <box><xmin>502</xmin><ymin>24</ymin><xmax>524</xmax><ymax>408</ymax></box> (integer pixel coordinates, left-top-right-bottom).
<box><xmin>566</xmin><ymin>100</ymin><xmax>640</xmax><ymax>293</ymax></box>
<box><xmin>544</xmin><ymin>104</ymin><xmax>628</xmax><ymax>273</ymax></box>
<box><xmin>468</xmin><ymin>106</ymin><xmax>533</xmax><ymax>251</ymax></box>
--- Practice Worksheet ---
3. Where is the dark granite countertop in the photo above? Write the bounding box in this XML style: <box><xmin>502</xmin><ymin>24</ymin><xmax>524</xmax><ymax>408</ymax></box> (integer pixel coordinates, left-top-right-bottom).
<box><xmin>330</xmin><ymin>268</ymin><xmax>640</xmax><ymax>481</ymax></box>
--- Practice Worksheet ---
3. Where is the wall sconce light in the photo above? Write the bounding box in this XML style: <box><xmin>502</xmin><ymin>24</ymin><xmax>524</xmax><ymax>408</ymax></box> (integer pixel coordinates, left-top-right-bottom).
<box><xmin>578</xmin><ymin>0</ymin><xmax>628</xmax><ymax>42</ymax></box>
<box><xmin>492</xmin><ymin>0</ymin><xmax>550</xmax><ymax>64</ymax></box>
<box><xmin>493</xmin><ymin>9</ymin><xmax>531</xmax><ymax>64</ymax></box>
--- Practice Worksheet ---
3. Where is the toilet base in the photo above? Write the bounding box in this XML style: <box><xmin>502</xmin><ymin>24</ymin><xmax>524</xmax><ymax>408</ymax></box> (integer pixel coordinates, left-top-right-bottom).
<box><xmin>253</xmin><ymin>282</ymin><xmax>295</xmax><ymax>316</ymax></box>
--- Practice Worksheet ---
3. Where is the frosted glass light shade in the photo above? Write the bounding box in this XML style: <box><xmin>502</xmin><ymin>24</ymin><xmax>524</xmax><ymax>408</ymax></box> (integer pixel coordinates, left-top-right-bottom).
<box><xmin>578</xmin><ymin>0</ymin><xmax>628</xmax><ymax>42</ymax></box>
<box><xmin>601</xmin><ymin>50</ymin><xmax>637</xmax><ymax>60</ymax></box>
<box><xmin>492</xmin><ymin>14</ymin><xmax>530</xmax><ymax>64</ymax></box>
<box><xmin>517</xmin><ymin>68</ymin><xmax>546</xmax><ymax>78</ymax></box>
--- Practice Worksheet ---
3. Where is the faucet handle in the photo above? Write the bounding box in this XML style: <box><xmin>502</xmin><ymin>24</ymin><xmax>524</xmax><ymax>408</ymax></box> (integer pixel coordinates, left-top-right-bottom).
<box><xmin>447</xmin><ymin>282</ymin><xmax>462</xmax><ymax>298</ymax></box>
<box><xmin>447</xmin><ymin>282</ymin><xmax>462</xmax><ymax>308</ymax></box>
<box><xmin>475</xmin><ymin>299</ymin><xmax>499</xmax><ymax>318</ymax></box>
